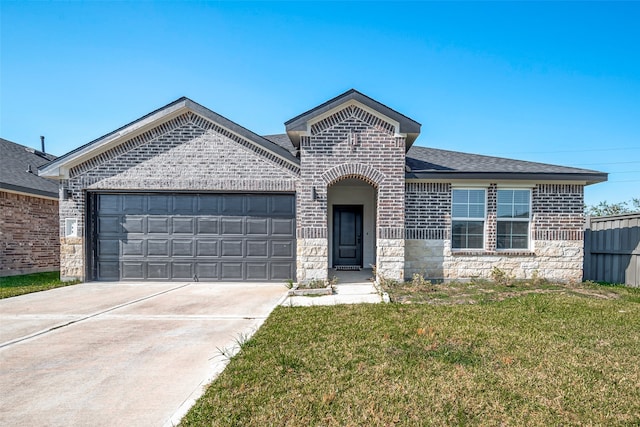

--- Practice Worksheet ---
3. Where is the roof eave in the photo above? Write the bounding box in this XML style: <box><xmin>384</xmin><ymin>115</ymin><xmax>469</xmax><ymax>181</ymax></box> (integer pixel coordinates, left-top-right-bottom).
<box><xmin>406</xmin><ymin>171</ymin><xmax>608</xmax><ymax>185</ymax></box>
<box><xmin>0</xmin><ymin>182</ymin><xmax>58</xmax><ymax>199</ymax></box>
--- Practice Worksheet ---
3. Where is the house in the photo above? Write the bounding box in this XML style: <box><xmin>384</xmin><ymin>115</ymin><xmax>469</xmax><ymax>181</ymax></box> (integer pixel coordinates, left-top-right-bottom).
<box><xmin>39</xmin><ymin>90</ymin><xmax>607</xmax><ymax>283</ymax></box>
<box><xmin>1</xmin><ymin>138</ymin><xmax>60</xmax><ymax>277</ymax></box>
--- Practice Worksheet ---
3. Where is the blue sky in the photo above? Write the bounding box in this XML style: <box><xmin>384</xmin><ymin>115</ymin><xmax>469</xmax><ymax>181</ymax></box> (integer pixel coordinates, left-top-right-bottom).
<box><xmin>1</xmin><ymin>1</ymin><xmax>638</xmax><ymax>207</ymax></box>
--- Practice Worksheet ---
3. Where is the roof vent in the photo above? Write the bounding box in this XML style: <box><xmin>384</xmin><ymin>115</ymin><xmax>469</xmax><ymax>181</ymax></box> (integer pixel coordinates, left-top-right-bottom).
<box><xmin>40</xmin><ymin>136</ymin><xmax>46</xmax><ymax>153</ymax></box>
<box><xmin>26</xmin><ymin>164</ymin><xmax>33</xmax><ymax>173</ymax></box>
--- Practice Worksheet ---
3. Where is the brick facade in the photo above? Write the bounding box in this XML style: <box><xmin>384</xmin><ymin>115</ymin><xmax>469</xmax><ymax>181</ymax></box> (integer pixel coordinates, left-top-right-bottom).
<box><xmin>405</xmin><ymin>183</ymin><xmax>585</xmax><ymax>282</ymax></box>
<box><xmin>0</xmin><ymin>191</ymin><xmax>60</xmax><ymax>276</ymax></box>
<box><xmin>47</xmin><ymin>93</ymin><xmax>595</xmax><ymax>284</ymax></box>
<box><xmin>296</xmin><ymin>104</ymin><xmax>406</xmax><ymax>282</ymax></box>
<box><xmin>59</xmin><ymin>112</ymin><xmax>299</xmax><ymax>281</ymax></box>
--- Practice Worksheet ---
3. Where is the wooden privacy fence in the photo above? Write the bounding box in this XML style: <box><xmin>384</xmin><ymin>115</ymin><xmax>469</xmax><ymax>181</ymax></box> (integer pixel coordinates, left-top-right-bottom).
<box><xmin>583</xmin><ymin>213</ymin><xmax>640</xmax><ymax>287</ymax></box>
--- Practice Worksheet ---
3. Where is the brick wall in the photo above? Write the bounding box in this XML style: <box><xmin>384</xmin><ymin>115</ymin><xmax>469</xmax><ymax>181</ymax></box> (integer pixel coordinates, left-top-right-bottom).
<box><xmin>296</xmin><ymin>104</ymin><xmax>406</xmax><ymax>281</ymax></box>
<box><xmin>60</xmin><ymin>112</ymin><xmax>299</xmax><ymax>281</ymax></box>
<box><xmin>405</xmin><ymin>183</ymin><xmax>585</xmax><ymax>282</ymax></box>
<box><xmin>0</xmin><ymin>191</ymin><xmax>60</xmax><ymax>276</ymax></box>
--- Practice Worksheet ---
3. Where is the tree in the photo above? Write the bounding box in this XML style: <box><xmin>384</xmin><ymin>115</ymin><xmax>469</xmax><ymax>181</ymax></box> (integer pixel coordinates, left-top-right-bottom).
<box><xmin>585</xmin><ymin>198</ymin><xmax>640</xmax><ymax>217</ymax></box>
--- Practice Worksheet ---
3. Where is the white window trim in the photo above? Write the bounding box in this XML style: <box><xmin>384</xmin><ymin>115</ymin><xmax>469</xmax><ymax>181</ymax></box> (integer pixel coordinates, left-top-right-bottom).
<box><xmin>496</xmin><ymin>189</ymin><xmax>532</xmax><ymax>251</ymax></box>
<box><xmin>451</xmin><ymin>188</ymin><xmax>487</xmax><ymax>250</ymax></box>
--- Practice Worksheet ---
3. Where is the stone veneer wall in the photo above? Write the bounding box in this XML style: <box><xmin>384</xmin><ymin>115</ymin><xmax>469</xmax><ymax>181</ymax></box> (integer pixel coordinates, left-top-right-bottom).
<box><xmin>59</xmin><ymin>112</ymin><xmax>299</xmax><ymax>281</ymax></box>
<box><xmin>0</xmin><ymin>191</ymin><xmax>60</xmax><ymax>276</ymax></box>
<box><xmin>296</xmin><ymin>104</ymin><xmax>406</xmax><ymax>282</ymax></box>
<box><xmin>405</xmin><ymin>183</ymin><xmax>585</xmax><ymax>283</ymax></box>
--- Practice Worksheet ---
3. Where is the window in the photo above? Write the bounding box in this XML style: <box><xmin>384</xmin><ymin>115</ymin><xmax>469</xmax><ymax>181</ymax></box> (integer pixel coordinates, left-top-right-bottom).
<box><xmin>452</xmin><ymin>189</ymin><xmax>485</xmax><ymax>249</ymax></box>
<box><xmin>497</xmin><ymin>189</ymin><xmax>531</xmax><ymax>249</ymax></box>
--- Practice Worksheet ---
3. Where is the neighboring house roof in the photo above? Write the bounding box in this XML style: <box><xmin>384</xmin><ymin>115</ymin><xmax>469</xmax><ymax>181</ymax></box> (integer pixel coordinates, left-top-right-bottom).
<box><xmin>39</xmin><ymin>97</ymin><xmax>299</xmax><ymax>179</ymax></box>
<box><xmin>0</xmin><ymin>138</ymin><xmax>59</xmax><ymax>198</ymax></box>
<box><xmin>406</xmin><ymin>146</ymin><xmax>607</xmax><ymax>184</ymax></box>
<box><xmin>284</xmin><ymin>89</ymin><xmax>422</xmax><ymax>150</ymax></box>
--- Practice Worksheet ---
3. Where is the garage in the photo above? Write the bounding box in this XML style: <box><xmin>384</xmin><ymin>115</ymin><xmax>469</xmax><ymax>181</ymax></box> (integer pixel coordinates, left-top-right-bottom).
<box><xmin>91</xmin><ymin>193</ymin><xmax>295</xmax><ymax>281</ymax></box>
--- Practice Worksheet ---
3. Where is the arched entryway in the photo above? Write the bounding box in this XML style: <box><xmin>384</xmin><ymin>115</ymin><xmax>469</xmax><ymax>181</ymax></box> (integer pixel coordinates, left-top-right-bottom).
<box><xmin>327</xmin><ymin>178</ymin><xmax>377</xmax><ymax>277</ymax></box>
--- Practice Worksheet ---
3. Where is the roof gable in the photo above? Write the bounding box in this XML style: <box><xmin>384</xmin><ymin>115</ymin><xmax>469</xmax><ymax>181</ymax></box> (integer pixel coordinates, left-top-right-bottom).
<box><xmin>0</xmin><ymin>138</ymin><xmax>58</xmax><ymax>198</ymax></box>
<box><xmin>284</xmin><ymin>89</ymin><xmax>421</xmax><ymax>150</ymax></box>
<box><xmin>39</xmin><ymin>98</ymin><xmax>299</xmax><ymax>179</ymax></box>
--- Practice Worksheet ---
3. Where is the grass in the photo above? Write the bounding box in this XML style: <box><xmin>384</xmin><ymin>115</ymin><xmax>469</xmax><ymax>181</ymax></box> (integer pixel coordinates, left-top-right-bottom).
<box><xmin>0</xmin><ymin>271</ymin><xmax>79</xmax><ymax>299</ymax></box>
<box><xmin>181</xmin><ymin>282</ymin><xmax>640</xmax><ymax>426</ymax></box>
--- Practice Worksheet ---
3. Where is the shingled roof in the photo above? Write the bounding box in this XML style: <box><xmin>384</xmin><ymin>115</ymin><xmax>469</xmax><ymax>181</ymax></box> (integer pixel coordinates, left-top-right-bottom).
<box><xmin>0</xmin><ymin>138</ymin><xmax>59</xmax><ymax>198</ymax></box>
<box><xmin>406</xmin><ymin>145</ymin><xmax>607</xmax><ymax>184</ymax></box>
<box><xmin>263</xmin><ymin>134</ymin><xmax>606</xmax><ymax>184</ymax></box>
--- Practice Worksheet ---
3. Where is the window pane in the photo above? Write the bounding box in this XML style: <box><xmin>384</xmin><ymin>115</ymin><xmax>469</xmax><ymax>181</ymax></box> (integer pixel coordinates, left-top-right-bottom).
<box><xmin>452</xmin><ymin>189</ymin><xmax>485</xmax><ymax>219</ymax></box>
<box><xmin>513</xmin><ymin>190</ymin><xmax>529</xmax><ymax>204</ymax></box>
<box><xmin>497</xmin><ymin>221</ymin><xmax>529</xmax><ymax>249</ymax></box>
<box><xmin>452</xmin><ymin>221</ymin><xmax>484</xmax><ymax>249</ymax></box>
<box><xmin>497</xmin><ymin>190</ymin><xmax>513</xmax><ymax>204</ymax></box>
<box><xmin>511</xmin><ymin>222</ymin><xmax>529</xmax><ymax>234</ymax></box>
<box><xmin>497</xmin><ymin>189</ymin><xmax>530</xmax><ymax>219</ymax></box>
<box><xmin>467</xmin><ymin>221</ymin><xmax>484</xmax><ymax>234</ymax></box>
<box><xmin>497</xmin><ymin>204</ymin><xmax>512</xmax><ymax>218</ymax></box>
<box><xmin>452</xmin><ymin>190</ymin><xmax>468</xmax><ymax>204</ymax></box>
<box><xmin>468</xmin><ymin>204</ymin><xmax>484</xmax><ymax>218</ymax></box>
<box><xmin>452</xmin><ymin>205</ymin><xmax>469</xmax><ymax>218</ymax></box>
<box><xmin>514</xmin><ymin>204</ymin><xmax>530</xmax><ymax>218</ymax></box>
<box><xmin>468</xmin><ymin>190</ymin><xmax>484</xmax><ymax>204</ymax></box>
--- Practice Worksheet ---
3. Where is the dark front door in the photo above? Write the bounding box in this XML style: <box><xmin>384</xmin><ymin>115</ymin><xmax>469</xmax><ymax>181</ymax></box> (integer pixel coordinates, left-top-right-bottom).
<box><xmin>333</xmin><ymin>205</ymin><xmax>363</xmax><ymax>267</ymax></box>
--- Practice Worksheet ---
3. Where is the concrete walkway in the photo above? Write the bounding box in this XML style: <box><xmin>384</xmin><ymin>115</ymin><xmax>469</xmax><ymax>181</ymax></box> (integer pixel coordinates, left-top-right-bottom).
<box><xmin>0</xmin><ymin>282</ymin><xmax>288</xmax><ymax>427</ymax></box>
<box><xmin>282</xmin><ymin>269</ymin><xmax>383</xmax><ymax>306</ymax></box>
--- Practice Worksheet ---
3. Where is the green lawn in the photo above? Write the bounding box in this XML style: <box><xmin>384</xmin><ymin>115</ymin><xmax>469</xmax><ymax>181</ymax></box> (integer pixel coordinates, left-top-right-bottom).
<box><xmin>0</xmin><ymin>271</ymin><xmax>79</xmax><ymax>299</ymax></box>
<box><xmin>182</xmin><ymin>283</ymin><xmax>640</xmax><ymax>426</ymax></box>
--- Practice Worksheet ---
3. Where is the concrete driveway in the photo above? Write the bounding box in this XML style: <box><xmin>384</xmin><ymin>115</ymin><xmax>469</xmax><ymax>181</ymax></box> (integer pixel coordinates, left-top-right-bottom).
<box><xmin>0</xmin><ymin>281</ymin><xmax>287</xmax><ymax>426</ymax></box>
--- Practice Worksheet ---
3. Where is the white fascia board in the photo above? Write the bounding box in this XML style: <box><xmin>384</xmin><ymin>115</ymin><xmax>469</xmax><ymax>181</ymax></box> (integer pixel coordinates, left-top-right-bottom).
<box><xmin>39</xmin><ymin>101</ymin><xmax>190</xmax><ymax>179</ymax></box>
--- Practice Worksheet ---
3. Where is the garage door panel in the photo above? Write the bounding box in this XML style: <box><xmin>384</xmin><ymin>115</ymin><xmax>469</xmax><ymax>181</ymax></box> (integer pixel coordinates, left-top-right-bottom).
<box><xmin>172</xmin><ymin>240</ymin><xmax>194</xmax><ymax>257</ymax></box>
<box><xmin>98</xmin><ymin>195</ymin><xmax>120</xmax><ymax>213</ymax></box>
<box><xmin>271</xmin><ymin>195</ymin><xmax>295</xmax><ymax>215</ymax></box>
<box><xmin>148</xmin><ymin>217</ymin><xmax>170</xmax><ymax>234</ymax></box>
<box><xmin>122</xmin><ymin>262</ymin><xmax>145</xmax><ymax>279</ymax></box>
<box><xmin>221</xmin><ymin>263</ymin><xmax>243</xmax><ymax>280</ymax></box>
<box><xmin>221</xmin><ymin>218</ymin><xmax>243</xmax><ymax>235</ymax></box>
<box><xmin>172</xmin><ymin>263</ymin><xmax>193</xmax><ymax>279</ymax></box>
<box><xmin>98</xmin><ymin>216</ymin><xmax>121</xmax><ymax>234</ymax></box>
<box><xmin>197</xmin><ymin>195</ymin><xmax>220</xmax><ymax>214</ymax></box>
<box><xmin>123</xmin><ymin>196</ymin><xmax>145</xmax><ymax>213</ymax></box>
<box><xmin>148</xmin><ymin>195</ymin><xmax>170</xmax><ymax>214</ymax></box>
<box><xmin>172</xmin><ymin>218</ymin><xmax>194</xmax><ymax>234</ymax></box>
<box><xmin>98</xmin><ymin>262</ymin><xmax>119</xmax><ymax>280</ymax></box>
<box><xmin>272</xmin><ymin>241</ymin><xmax>294</xmax><ymax>258</ymax></box>
<box><xmin>272</xmin><ymin>219</ymin><xmax>294</xmax><ymax>236</ymax></box>
<box><xmin>196</xmin><ymin>240</ymin><xmax>218</xmax><ymax>257</ymax></box>
<box><xmin>147</xmin><ymin>262</ymin><xmax>169</xmax><ymax>280</ymax></box>
<box><xmin>247</xmin><ymin>263</ymin><xmax>268</xmax><ymax>280</ymax></box>
<box><xmin>247</xmin><ymin>218</ymin><xmax>268</xmax><ymax>235</ymax></box>
<box><xmin>123</xmin><ymin>217</ymin><xmax>144</xmax><ymax>233</ymax></box>
<box><xmin>95</xmin><ymin>193</ymin><xmax>295</xmax><ymax>281</ymax></box>
<box><xmin>122</xmin><ymin>240</ymin><xmax>144</xmax><ymax>256</ymax></box>
<box><xmin>173</xmin><ymin>195</ymin><xmax>196</xmax><ymax>214</ymax></box>
<box><xmin>197</xmin><ymin>218</ymin><xmax>219</xmax><ymax>234</ymax></box>
<box><xmin>196</xmin><ymin>263</ymin><xmax>218</xmax><ymax>279</ymax></box>
<box><xmin>247</xmin><ymin>240</ymin><xmax>268</xmax><ymax>257</ymax></box>
<box><xmin>271</xmin><ymin>263</ymin><xmax>294</xmax><ymax>280</ymax></box>
<box><xmin>98</xmin><ymin>239</ymin><xmax>120</xmax><ymax>257</ymax></box>
<box><xmin>247</xmin><ymin>196</ymin><xmax>269</xmax><ymax>215</ymax></box>
<box><xmin>222</xmin><ymin>195</ymin><xmax>244</xmax><ymax>215</ymax></box>
<box><xmin>221</xmin><ymin>240</ymin><xmax>243</xmax><ymax>257</ymax></box>
<box><xmin>148</xmin><ymin>239</ymin><xmax>170</xmax><ymax>256</ymax></box>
